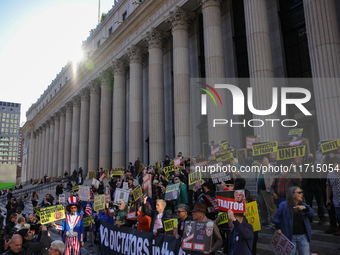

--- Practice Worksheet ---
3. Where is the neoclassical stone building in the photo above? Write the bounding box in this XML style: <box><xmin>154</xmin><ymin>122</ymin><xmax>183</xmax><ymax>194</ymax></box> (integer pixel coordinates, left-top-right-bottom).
<box><xmin>20</xmin><ymin>0</ymin><xmax>340</xmax><ymax>181</ymax></box>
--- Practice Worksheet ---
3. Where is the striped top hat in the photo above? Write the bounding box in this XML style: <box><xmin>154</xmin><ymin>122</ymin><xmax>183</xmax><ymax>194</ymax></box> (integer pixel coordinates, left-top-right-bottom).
<box><xmin>66</xmin><ymin>196</ymin><xmax>80</xmax><ymax>211</ymax></box>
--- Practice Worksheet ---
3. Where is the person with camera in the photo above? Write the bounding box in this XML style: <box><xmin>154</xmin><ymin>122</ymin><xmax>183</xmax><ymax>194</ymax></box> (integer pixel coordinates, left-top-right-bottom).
<box><xmin>17</xmin><ymin>225</ymin><xmax>52</xmax><ymax>255</ymax></box>
<box><xmin>1</xmin><ymin>234</ymin><xmax>33</xmax><ymax>255</ymax></box>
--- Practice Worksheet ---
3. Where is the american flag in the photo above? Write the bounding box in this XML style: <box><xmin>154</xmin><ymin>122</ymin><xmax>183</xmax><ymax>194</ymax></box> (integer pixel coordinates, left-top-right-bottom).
<box><xmin>85</xmin><ymin>204</ymin><xmax>92</xmax><ymax>216</ymax></box>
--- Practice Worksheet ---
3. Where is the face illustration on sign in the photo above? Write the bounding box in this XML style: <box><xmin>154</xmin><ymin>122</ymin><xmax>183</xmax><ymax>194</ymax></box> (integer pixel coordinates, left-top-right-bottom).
<box><xmin>234</xmin><ymin>190</ymin><xmax>244</xmax><ymax>203</ymax></box>
<box><xmin>185</xmin><ymin>224</ymin><xmax>192</xmax><ymax>236</ymax></box>
<box><xmin>54</xmin><ymin>211</ymin><xmax>63</xmax><ymax>220</ymax></box>
<box><xmin>172</xmin><ymin>190</ymin><xmax>178</xmax><ymax>199</ymax></box>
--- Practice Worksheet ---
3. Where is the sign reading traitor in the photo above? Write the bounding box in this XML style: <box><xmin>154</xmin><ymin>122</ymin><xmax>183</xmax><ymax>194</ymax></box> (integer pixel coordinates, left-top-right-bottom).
<box><xmin>40</xmin><ymin>205</ymin><xmax>65</xmax><ymax>225</ymax></box>
<box><xmin>164</xmin><ymin>183</ymin><xmax>180</xmax><ymax>201</ymax></box>
<box><xmin>215</xmin><ymin>190</ymin><xmax>246</xmax><ymax>213</ymax></box>
<box><xmin>181</xmin><ymin>221</ymin><xmax>213</xmax><ymax>252</ymax></box>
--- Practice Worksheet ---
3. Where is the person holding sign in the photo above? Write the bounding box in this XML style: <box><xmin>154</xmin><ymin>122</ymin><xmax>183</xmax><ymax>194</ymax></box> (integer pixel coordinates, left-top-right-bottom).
<box><xmin>272</xmin><ymin>186</ymin><xmax>315</xmax><ymax>255</ymax></box>
<box><xmin>227</xmin><ymin>210</ymin><xmax>254</xmax><ymax>255</ymax></box>
<box><xmin>174</xmin><ymin>204</ymin><xmax>192</xmax><ymax>239</ymax></box>
<box><xmin>113</xmin><ymin>200</ymin><xmax>128</xmax><ymax>228</ymax></box>
<box><xmin>142</xmin><ymin>195</ymin><xmax>171</xmax><ymax>236</ymax></box>
<box><xmin>51</xmin><ymin>196</ymin><xmax>84</xmax><ymax>255</ymax></box>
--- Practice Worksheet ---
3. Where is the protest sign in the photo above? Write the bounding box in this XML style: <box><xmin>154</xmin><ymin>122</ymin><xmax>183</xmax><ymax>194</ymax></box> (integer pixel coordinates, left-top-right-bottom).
<box><xmin>105</xmin><ymin>193</ymin><xmax>111</xmax><ymax>203</ymax></box>
<box><xmin>188</xmin><ymin>171</ymin><xmax>202</xmax><ymax>190</ymax></box>
<box><xmin>215</xmin><ymin>149</ymin><xmax>235</xmax><ymax>165</ymax></box>
<box><xmin>288</xmin><ymin>140</ymin><xmax>304</xmax><ymax>146</ymax></box>
<box><xmin>164</xmin><ymin>183</ymin><xmax>180</xmax><ymax>201</ymax></box>
<box><xmin>92</xmin><ymin>178</ymin><xmax>100</xmax><ymax>189</ymax></box>
<box><xmin>39</xmin><ymin>204</ymin><xmax>65</xmax><ymax>225</ymax></box>
<box><xmin>126</xmin><ymin>206</ymin><xmax>136</xmax><ymax>220</ymax></box>
<box><xmin>132</xmin><ymin>185</ymin><xmax>143</xmax><ymax>201</ymax></box>
<box><xmin>269</xmin><ymin>231</ymin><xmax>295</xmax><ymax>255</ymax></box>
<box><xmin>252</xmin><ymin>142</ymin><xmax>278</xmax><ymax>160</ymax></box>
<box><xmin>33</xmin><ymin>207</ymin><xmax>40</xmax><ymax>217</ymax></box>
<box><xmin>219</xmin><ymin>140</ymin><xmax>229</xmax><ymax>151</ymax></box>
<box><xmin>99</xmin><ymin>220</ymin><xmax>202</xmax><ymax>255</ymax></box>
<box><xmin>94</xmin><ymin>194</ymin><xmax>105</xmax><ymax>211</ymax></box>
<box><xmin>58</xmin><ymin>194</ymin><xmax>65</xmax><ymax>204</ymax></box>
<box><xmin>174</xmin><ymin>158</ymin><xmax>183</xmax><ymax>167</ymax></box>
<box><xmin>182</xmin><ymin>221</ymin><xmax>212</xmax><ymax>252</ymax></box>
<box><xmin>164</xmin><ymin>166</ymin><xmax>180</xmax><ymax>179</ymax></box>
<box><xmin>276</xmin><ymin>145</ymin><xmax>306</xmax><ymax>166</ymax></box>
<box><xmin>203</xmin><ymin>195</ymin><xmax>219</xmax><ymax>212</ymax></box>
<box><xmin>99</xmin><ymin>173</ymin><xmax>106</xmax><ymax>182</ymax></box>
<box><xmin>164</xmin><ymin>218</ymin><xmax>178</xmax><ymax>235</ymax></box>
<box><xmin>111</xmin><ymin>171</ymin><xmax>124</xmax><ymax>176</ymax></box>
<box><xmin>244</xmin><ymin>201</ymin><xmax>261</xmax><ymax>232</ymax></box>
<box><xmin>210</xmin><ymin>145</ymin><xmax>220</xmax><ymax>155</ymax></box>
<box><xmin>84</xmin><ymin>215</ymin><xmax>95</xmax><ymax>228</ymax></box>
<box><xmin>320</xmin><ymin>139</ymin><xmax>340</xmax><ymax>155</ymax></box>
<box><xmin>123</xmin><ymin>182</ymin><xmax>128</xmax><ymax>190</ymax></box>
<box><xmin>72</xmin><ymin>185</ymin><xmax>79</xmax><ymax>192</ymax></box>
<box><xmin>113</xmin><ymin>188</ymin><xmax>130</xmax><ymax>205</ymax></box>
<box><xmin>210</xmin><ymin>171</ymin><xmax>231</xmax><ymax>184</ymax></box>
<box><xmin>142</xmin><ymin>174</ymin><xmax>152</xmax><ymax>197</ymax></box>
<box><xmin>216</xmin><ymin>190</ymin><xmax>246</xmax><ymax>213</ymax></box>
<box><xmin>288</xmin><ymin>128</ymin><xmax>303</xmax><ymax>137</ymax></box>
<box><xmin>246</xmin><ymin>137</ymin><xmax>261</xmax><ymax>149</ymax></box>
<box><xmin>78</xmin><ymin>186</ymin><xmax>90</xmax><ymax>201</ymax></box>
<box><xmin>217</xmin><ymin>212</ymin><xmax>229</xmax><ymax>226</ymax></box>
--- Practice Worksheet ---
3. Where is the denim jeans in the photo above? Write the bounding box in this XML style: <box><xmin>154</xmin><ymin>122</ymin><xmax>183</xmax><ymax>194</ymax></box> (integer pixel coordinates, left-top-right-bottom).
<box><xmin>275</xmin><ymin>195</ymin><xmax>286</xmax><ymax>208</ymax></box>
<box><xmin>334</xmin><ymin>206</ymin><xmax>340</xmax><ymax>224</ymax></box>
<box><xmin>291</xmin><ymin>234</ymin><xmax>310</xmax><ymax>255</ymax></box>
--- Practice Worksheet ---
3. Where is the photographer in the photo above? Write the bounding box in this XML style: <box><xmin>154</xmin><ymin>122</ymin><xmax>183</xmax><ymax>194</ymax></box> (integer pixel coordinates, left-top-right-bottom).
<box><xmin>17</xmin><ymin>225</ymin><xmax>52</xmax><ymax>255</ymax></box>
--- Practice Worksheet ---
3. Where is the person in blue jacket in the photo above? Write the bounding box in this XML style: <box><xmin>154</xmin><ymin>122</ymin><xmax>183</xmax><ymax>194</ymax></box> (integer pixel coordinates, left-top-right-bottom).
<box><xmin>227</xmin><ymin>210</ymin><xmax>254</xmax><ymax>255</ymax></box>
<box><xmin>272</xmin><ymin>186</ymin><xmax>315</xmax><ymax>255</ymax></box>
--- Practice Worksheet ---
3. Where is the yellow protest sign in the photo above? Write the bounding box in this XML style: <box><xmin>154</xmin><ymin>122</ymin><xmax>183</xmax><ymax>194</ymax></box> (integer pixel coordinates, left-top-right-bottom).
<box><xmin>288</xmin><ymin>128</ymin><xmax>303</xmax><ymax>136</ymax></box>
<box><xmin>219</xmin><ymin>141</ymin><xmax>229</xmax><ymax>151</ymax></box>
<box><xmin>244</xmin><ymin>201</ymin><xmax>261</xmax><ymax>232</ymax></box>
<box><xmin>188</xmin><ymin>171</ymin><xmax>202</xmax><ymax>189</ymax></box>
<box><xmin>217</xmin><ymin>212</ymin><xmax>229</xmax><ymax>225</ymax></box>
<box><xmin>215</xmin><ymin>149</ymin><xmax>235</xmax><ymax>165</ymax></box>
<box><xmin>33</xmin><ymin>207</ymin><xmax>40</xmax><ymax>217</ymax></box>
<box><xmin>84</xmin><ymin>215</ymin><xmax>95</xmax><ymax>227</ymax></box>
<box><xmin>321</xmin><ymin>139</ymin><xmax>340</xmax><ymax>154</ymax></box>
<box><xmin>112</xmin><ymin>171</ymin><xmax>124</xmax><ymax>176</ymax></box>
<box><xmin>132</xmin><ymin>185</ymin><xmax>143</xmax><ymax>201</ymax></box>
<box><xmin>164</xmin><ymin>166</ymin><xmax>180</xmax><ymax>179</ymax></box>
<box><xmin>277</xmin><ymin>145</ymin><xmax>305</xmax><ymax>160</ymax></box>
<box><xmin>93</xmin><ymin>194</ymin><xmax>105</xmax><ymax>211</ymax></box>
<box><xmin>252</xmin><ymin>142</ymin><xmax>278</xmax><ymax>157</ymax></box>
<box><xmin>39</xmin><ymin>205</ymin><xmax>65</xmax><ymax>225</ymax></box>
<box><xmin>164</xmin><ymin>218</ymin><xmax>178</xmax><ymax>232</ymax></box>
<box><xmin>72</xmin><ymin>186</ymin><xmax>79</xmax><ymax>191</ymax></box>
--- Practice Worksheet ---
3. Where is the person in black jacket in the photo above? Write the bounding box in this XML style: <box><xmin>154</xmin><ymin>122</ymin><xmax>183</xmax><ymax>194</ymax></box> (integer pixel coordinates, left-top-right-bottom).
<box><xmin>18</xmin><ymin>226</ymin><xmax>52</xmax><ymax>255</ymax></box>
<box><xmin>2</xmin><ymin>234</ymin><xmax>33</xmax><ymax>255</ymax></box>
<box><xmin>174</xmin><ymin>204</ymin><xmax>193</xmax><ymax>239</ymax></box>
<box><xmin>142</xmin><ymin>195</ymin><xmax>171</xmax><ymax>236</ymax></box>
<box><xmin>6</xmin><ymin>189</ymin><xmax>13</xmax><ymax>202</ymax></box>
<box><xmin>55</xmin><ymin>183</ymin><xmax>63</xmax><ymax>197</ymax></box>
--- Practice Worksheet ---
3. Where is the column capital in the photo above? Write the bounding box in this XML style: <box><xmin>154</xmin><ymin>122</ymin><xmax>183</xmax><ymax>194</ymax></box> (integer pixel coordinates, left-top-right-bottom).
<box><xmin>59</xmin><ymin>107</ymin><xmax>66</xmax><ymax>117</ymax></box>
<box><xmin>143</xmin><ymin>28</ymin><xmax>169</xmax><ymax>50</ymax></box>
<box><xmin>50</xmin><ymin>116</ymin><xmax>55</xmax><ymax>124</ymax></box>
<box><xmin>54</xmin><ymin>111</ymin><xmax>61</xmax><ymax>122</ymax></box>
<box><xmin>44</xmin><ymin>120</ymin><xmax>50</xmax><ymax>128</ymax></box>
<box><xmin>80</xmin><ymin>87</ymin><xmax>90</xmax><ymax>101</ymax></box>
<box><xmin>26</xmin><ymin>132</ymin><xmax>31</xmax><ymax>139</ymax></box>
<box><xmin>33</xmin><ymin>131</ymin><xmax>37</xmax><ymax>139</ymax></box>
<box><xmin>112</xmin><ymin>59</ymin><xmax>127</xmax><ymax>75</ymax></box>
<box><xmin>72</xmin><ymin>95</ymin><xmax>81</xmax><ymax>108</ymax></box>
<box><xmin>166</xmin><ymin>6</ymin><xmax>195</xmax><ymax>32</ymax></box>
<box><xmin>89</xmin><ymin>79</ymin><xmax>101</xmax><ymax>94</ymax></box>
<box><xmin>126</xmin><ymin>45</ymin><xmax>146</xmax><ymax>64</ymax></box>
<box><xmin>65</xmin><ymin>101</ymin><xmax>73</xmax><ymax>113</ymax></box>
<box><xmin>198</xmin><ymin>0</ymin><xmax>222</xmax><ymax>10</ymax></box>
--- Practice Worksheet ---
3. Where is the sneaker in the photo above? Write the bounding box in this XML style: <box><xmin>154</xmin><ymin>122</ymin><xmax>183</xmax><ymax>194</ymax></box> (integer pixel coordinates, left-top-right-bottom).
<box><xmin>333</xmin><ymin>230</ymin><xmax>340</xmax><ymax>236</ymax></box>
<box><xmin>318</xmin><ymin>218</ymin><xmax>327</xmax><ymax>225</ymax></box>
<box><xmin>325</xmin><ymin>226</ymin><xmax>338</xmax><ymax>234</ymax></box>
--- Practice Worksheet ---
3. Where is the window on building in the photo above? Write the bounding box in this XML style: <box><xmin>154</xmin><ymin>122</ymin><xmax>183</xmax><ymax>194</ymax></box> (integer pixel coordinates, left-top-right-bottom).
<box><xmin>122</xmin><ymin>11</ymin><xmax>127</xmax><ymax>21</ymax></box>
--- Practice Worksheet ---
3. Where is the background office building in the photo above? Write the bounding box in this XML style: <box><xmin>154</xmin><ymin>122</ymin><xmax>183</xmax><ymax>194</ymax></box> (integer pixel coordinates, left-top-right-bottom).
<box><xmin>20</xmin><ymin>0</ymin><xmax>340</xmax><ymax>182</ymax></box>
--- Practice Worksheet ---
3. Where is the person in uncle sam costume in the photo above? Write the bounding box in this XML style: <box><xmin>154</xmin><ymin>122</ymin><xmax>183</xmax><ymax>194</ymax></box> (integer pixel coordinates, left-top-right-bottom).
<box><xmin>52</xmin><ymin>196</ymin><xmax>84</xmax><ymax>255</ymax></box>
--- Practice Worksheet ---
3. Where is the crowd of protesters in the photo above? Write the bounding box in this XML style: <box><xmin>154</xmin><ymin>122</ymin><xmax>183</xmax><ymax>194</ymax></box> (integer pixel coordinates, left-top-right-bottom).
<box><xmin>1</xmin><ymin>143</ymin><xmax>340</xmax><ymax>255</ymax></box>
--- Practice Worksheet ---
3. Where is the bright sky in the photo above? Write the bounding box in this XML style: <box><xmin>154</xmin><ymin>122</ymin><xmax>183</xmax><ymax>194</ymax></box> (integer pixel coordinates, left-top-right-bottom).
<box><xmin>0</xmin><ymin>0</ymin><xmax>115</xmax><ymax>126</ymax></box>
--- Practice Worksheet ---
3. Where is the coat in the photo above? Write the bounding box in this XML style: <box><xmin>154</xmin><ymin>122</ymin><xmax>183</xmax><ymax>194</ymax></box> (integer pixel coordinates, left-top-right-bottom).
<box><xmin>270</xmin><ymin>172</ymin><xmax>302</xmax><ymax>197</ymax></box>
<box><xmin>178</xmin><ymin>183</ymin><xmax>188</xmax><ymax>204</ymax></box>
<box><xmin>55</xmin><ymin>212</ymin><xmax>84</xmax><ymax>244</ymax></box>
<box><xmin>141</xmin><ymin>202</ymin><xmax>171</xmax><ymax>234</ymax></box>
<box><xmin>272</xmin><ymin>201</ymin><xmax>314</xmax><ymax>242</ymax></box>
<box><xmin>228</xmin><ymin>218</ymin><xmax>254</xmax><ymax>255</ymax></box>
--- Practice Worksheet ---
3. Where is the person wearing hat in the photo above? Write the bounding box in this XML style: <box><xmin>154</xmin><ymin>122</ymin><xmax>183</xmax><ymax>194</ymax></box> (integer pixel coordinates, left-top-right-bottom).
<box><xmin>51</xmin><ymin>196</ymin><xmax>84</xmax><ymax>255</ymax></box>
<box><xmin>191</xmin><ymin>204</ymin><xmax>223</xmax><ymax>254</ymax></box>
<box><xmin>18</xmin><ymin>225</ymin><xmax>52</xmax><ymax>255</ymax></box>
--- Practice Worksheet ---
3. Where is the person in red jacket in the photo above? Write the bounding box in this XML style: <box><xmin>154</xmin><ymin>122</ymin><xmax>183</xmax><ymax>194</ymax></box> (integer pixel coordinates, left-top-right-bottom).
<box><xmin>136</xmin><ymin>205</ymin><xmax>151</xmax><ymax>232</ymax></box>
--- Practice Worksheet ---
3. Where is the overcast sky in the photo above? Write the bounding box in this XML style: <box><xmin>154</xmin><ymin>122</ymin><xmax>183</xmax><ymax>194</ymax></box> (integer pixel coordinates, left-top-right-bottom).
<box><xmin>0</xmin><ymin>0</ymin><xmax>115</xmax><ymax>125</ymax></box>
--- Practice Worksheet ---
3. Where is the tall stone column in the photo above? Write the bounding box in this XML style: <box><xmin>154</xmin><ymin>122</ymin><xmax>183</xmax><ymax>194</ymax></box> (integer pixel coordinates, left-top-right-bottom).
<box><xmin>304</xmin><ymin>0</ymin><xmax>340</xmax><ymax>140</ymax></box>
<box><xmin>43</xmin><ymin>123</ymin><xmax>50</xmax><ymax>178</ymax></box>
<box><xmin>48</xmin><ymin>117</ymin><xmax>55</xmax><ymax>178</ymax></box>
<box><xmin>88</xmin><ymin>80</ymin><xmax>101</xmax><ymax>173</ymax></box>
<box><xmin>70</xmin><ymin>96</ymin><xmax>81</xmax><ymax>171</ymax></box>
<box><xmin>33</xmin><ymin>130</ymin><xmax>40</xmax><ymax>180</ymax></box>
<box><xmin>99</xmin><ymin>70</ymin><xmax>113</xmax><ymax>169</ymax></box>
<box><xmin>244</xmin><ymin>0</ymin><xmax>279</xmax><ymax>141</ymax></box>
<box><xmin>166</xmin><ymin>7</ymin><xmax>195</xmax><ymax>156</ymax></box>
<box><xmin>199</xmin><ymin>0</ymin><xmax>229</xmax><ymax>143</ymax></box>
<box><xmin>112</xmin><ymin>59</ymin><xmax>127</xmax><ymax>168</ymax></box>
<box><xmin>28</xmin><ymin>129</ymin><xmax>35</xmax><ymax>181</ymax></box>
<box><xmin>79</xmin><ymin>87</ymin><xmax>90</xmax><ymax>177</ymax></box>
<box><xmin>64</xmin><ymin>101</ymin><xmax>73</xmax><ymax>173</ymax></box>
<box><xmin>39</xmin><ymin>126</ymin><xmax>46</xmax><ymax>180</ymax></box>
<box><xmin>126</xmin><ymin>45</ymin><xmax>145</xmax><ymax>162</ymax></box>
<box><xmin>58</xmin><ymin>108</ymin><xmax>66</xmax><ymax>177</ymax></box>
<box><xmin>143</xmin><ymin>28</ymin><xmax>169</xmax><ymax>164</ymax></box>
<box><xmin>53</xmin><ymin>113</ymin><xmax>60</xmax><ymax>178</ymax></box>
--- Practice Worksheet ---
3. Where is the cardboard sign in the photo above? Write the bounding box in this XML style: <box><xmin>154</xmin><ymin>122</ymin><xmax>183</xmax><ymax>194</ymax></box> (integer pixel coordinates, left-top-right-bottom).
<box><xmin>123</xmin><ymin>182</ymin><xmax>129</xmax><ymax>190</ymax></box>
<box><xmin>33</xmin><ymin>207</ymin><xmax>40</xmax><ymax>217</ymax></box>
<box><xmin>246</xmin><ymin>137</ymin><xmax>261</xmax><ymax>149</ymax></box>
<box><xmin>203</xmin><ymin>195</ymin><xmax>219</xmax><ymax>212</ymax></box>
<box><xmin>210</xmin><ymin>171</ymin><xmax>231</xmax><ymax>184</ymax></box>
<box><xmin>174</xmin><ymin>158</ymin><xmax>183</xmax><ymax>167</ymax></box>
<box><xmin>216</xmin><ymin>190</ymin><xmax>246</xmax><ymax>213</ymax></box>
<box><xmin>269</xmin><ymin>232</ymin><xmax>295</xmax><ymax>255</ymax></box>
<box><xmin>215</xmin><ymin>149</ymin><xmax>235</xmax><ymax>165</ymax></box>
<box><xmin>112</xmin><ymin>171</ymin><xmax>125</xmax><ymax>176</ymax></box>
<box><xmin>105</xmin><ymin>193</ymin><xmax>111</xmax><ymax>203</ymax></box>
<box><xmin>84</xmin><ymin>215</ymin><xmax>95</xmax><ymax>227</ymax></box>
<box><xmin>288</xmin><ymin>140</ymin><xmax>304</xmax><ymax>146</ymax></box>
<box><xmin>126</xmin><ymin>206</ymin><xmax>136</xmax><ymax>220</ymax></box>
<box><xmin>252</xmin><ymin>142</ymin><xmax>278</xmax><ymax>160</ymax></box>
<box><xmin>217</xmin><ymin>212</ymin><xmax>229</xmax><ymax>226</ymax></box>
<box><xmin>219</xmin><ymin>140</ymin><xmax>229</xmax><ymax>151</ymax></box>
<box><xmin>288</xmin><ymin>128</ymin><xmax>303</xmax><ymax>137</ymax></box>
<box><xmin>320</xmin><ymin>139</ymin><xmax>340</xmax><ymax>155</ymax></box>
<box><xmin>244</xmin><ymin>201</ymin><xmax>261</xmax><ymax>232</ymax></box>
<box><xmin>39</xmin><ymin>205</ymin><xmax>65</xmax><ymax>225</ymax></box>
<box><xmin>277</xmin><ymin>145</ymin><xmax>306</xmax><ymax>161</ymax></box>
<box><xmin>211</xmin><ymin>145</ymin><xmax>220</xmax><ymax>155</ymax></box>
<box><xmin>188</xmin><ymin>171</ymin><xmax>202</xmax><ymax>190</ymax></box>
<box><xmin>164</xmin><ymin>218</ymin><xmax>178</xmax><ymax>235</ymax></box>
<box><xmin>59</xmin><ymin>194</ymin><xmax>65</xmax><ymax>204</ymax></box>
<box><xmin>142</xmin><ymin>174</ymin><xmax>152</xmax><ymax>197</ymax></box>
<box><xmin>93</xmin><ymin>194</ymin><xmax>105</xmax><ymax>211</ymax></box>
<box><xmin>92</xmin><ymin>178</ymin><xmax>100</xmax><ymax>189</ymax></box>
<box><xmin>78</xmin><ymin>186</ymin><xmax>90</xmax><ymax>201</ymax></box>
<box><xmin>182</xmin><ymin>221</ymin><xmax>213</xmax><ymax>252</ymax></box>
<box><xmin>132</xmin><ymin>185</ymin><xmax>143</xmax><ymax>201</ymax></box>
<box><xmin>164</xmin><ymin>183</ymin><xmax>180</xmax><ymax>200</ymax></box>
<box><xmin>99</xmin><ymin>173</ymin><xmax>106</xmax><ymax>182</ymax></box>
<box><xmin>113</xmin><ymin>188</ymin><xmax>130</xmax><ymax>205</ymax></box>
<box><xmin>164</xmin><ymin>166</ymin><xmax>180</xmax><ymax>179</ymax></box>
<box><xmin>72</xmin><ymin>186</ymin><xmax>79</xmax><ymax>192</ymax></box>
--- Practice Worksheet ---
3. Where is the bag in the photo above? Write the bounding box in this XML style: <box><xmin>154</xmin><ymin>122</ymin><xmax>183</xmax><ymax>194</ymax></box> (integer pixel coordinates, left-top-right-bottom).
<box><xmin>94</xmin><ymin>232</ymin><xmax>100</xmax><ymax>244</ymax></box>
